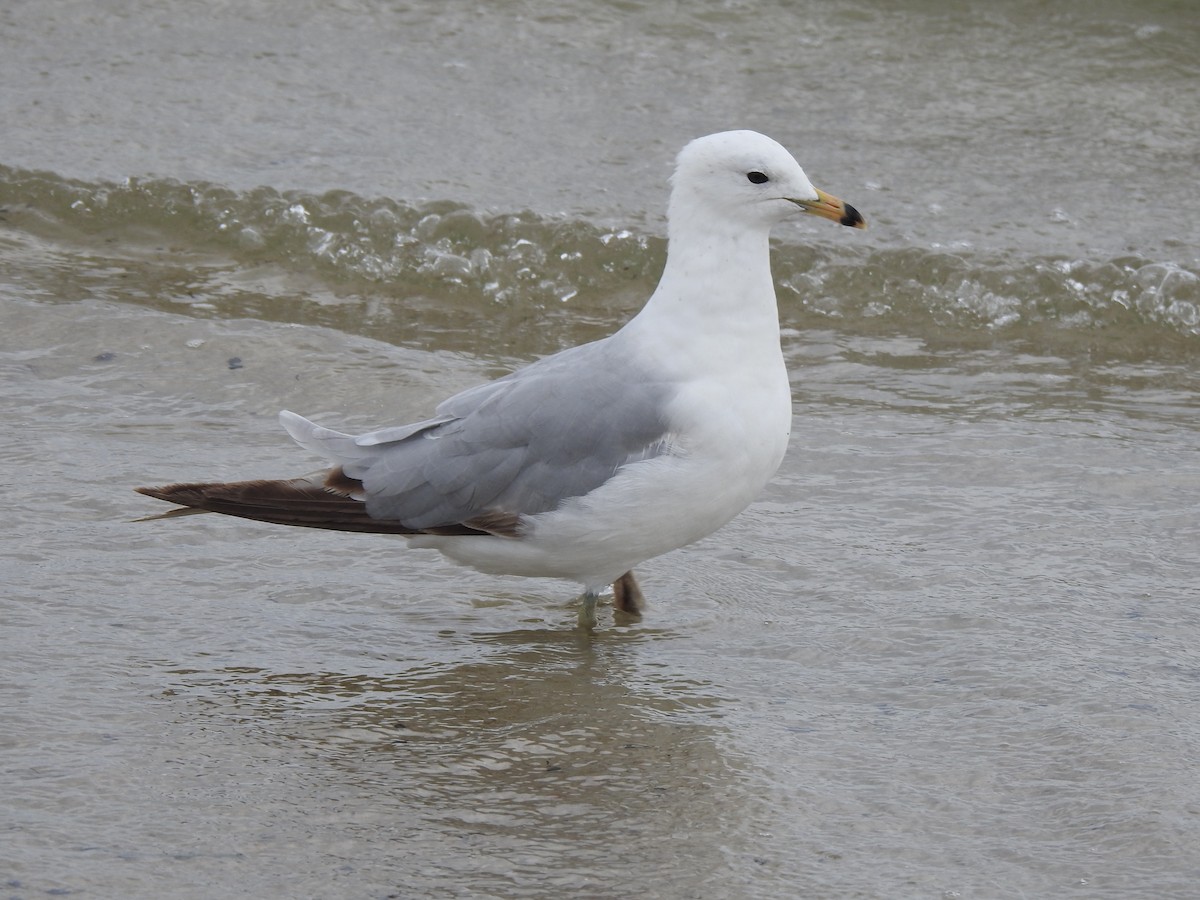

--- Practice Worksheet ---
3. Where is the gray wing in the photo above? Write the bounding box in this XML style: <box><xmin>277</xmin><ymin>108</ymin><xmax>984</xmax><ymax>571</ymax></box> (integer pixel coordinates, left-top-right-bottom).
<box><xmin>338</xmin><ymin>337</ymin><xmax>674</xmax><ymax>529</ymax></box>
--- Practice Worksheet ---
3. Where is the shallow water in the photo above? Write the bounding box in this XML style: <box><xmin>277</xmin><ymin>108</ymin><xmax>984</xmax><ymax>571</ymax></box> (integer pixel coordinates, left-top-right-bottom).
<box><xmin>3</xmin><ymin>1</ymin><xmax>1199</xmax><ymax>898</ymax></box>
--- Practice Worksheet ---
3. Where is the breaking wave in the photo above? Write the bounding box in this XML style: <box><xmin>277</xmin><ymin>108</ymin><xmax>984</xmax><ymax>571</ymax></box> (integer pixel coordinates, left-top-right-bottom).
<box><xmin>2</xmin><ymin>165</ymin><xmax>1197</xmax><ymax>360</ymax></box>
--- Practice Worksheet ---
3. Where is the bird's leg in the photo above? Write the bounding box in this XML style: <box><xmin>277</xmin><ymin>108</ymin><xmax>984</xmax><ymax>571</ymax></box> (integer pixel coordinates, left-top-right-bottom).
<box><xmin>577</xmin><ymin>590</ymin><xmax>600</xmax><ymax>630</ymax></box>
<box><xmin>612</xmin><ymin>570</ymin><xmax>646</xmax><ymax>617</ymax></box>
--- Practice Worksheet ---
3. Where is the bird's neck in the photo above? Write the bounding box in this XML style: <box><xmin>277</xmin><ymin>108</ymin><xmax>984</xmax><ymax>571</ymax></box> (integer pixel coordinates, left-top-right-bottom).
<box><xmin>644</xmin><ymin>217</ymin><xmax>780</xmax><ymax>327</ymax></box>
<box><xmin>620</xmin><ymin>218</ymin><xmax>785</xmax><ymax>373</ymax></box>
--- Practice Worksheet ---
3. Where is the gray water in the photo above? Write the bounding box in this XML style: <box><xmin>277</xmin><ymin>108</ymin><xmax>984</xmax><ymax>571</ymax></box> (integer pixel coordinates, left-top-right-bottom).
<box><xmin>2</xmin><ymin>1</ymin><xmax>1199</xmax><ymax>898</ymax></box>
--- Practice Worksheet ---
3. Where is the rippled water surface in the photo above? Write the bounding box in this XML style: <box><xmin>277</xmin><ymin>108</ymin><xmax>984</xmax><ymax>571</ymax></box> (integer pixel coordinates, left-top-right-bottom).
<box><xmin>3</xmin><ymin>1</ymin><xmax>1199</xmax><ymax>898</ymax></box>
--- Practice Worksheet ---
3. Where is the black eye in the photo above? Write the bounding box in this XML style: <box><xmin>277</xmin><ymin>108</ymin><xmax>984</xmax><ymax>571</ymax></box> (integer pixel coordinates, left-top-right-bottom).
<box><xmin>747</xmin><ymin>171</ymin><xmax>769</xmax><ymax>184</ymax></box>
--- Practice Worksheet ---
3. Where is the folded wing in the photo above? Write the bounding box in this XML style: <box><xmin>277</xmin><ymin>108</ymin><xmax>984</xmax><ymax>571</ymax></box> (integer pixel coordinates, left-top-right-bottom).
<box><xmin>140</xmin><ymin>337</ymin><xmax>675</xmax><ymax>537</ymax></box>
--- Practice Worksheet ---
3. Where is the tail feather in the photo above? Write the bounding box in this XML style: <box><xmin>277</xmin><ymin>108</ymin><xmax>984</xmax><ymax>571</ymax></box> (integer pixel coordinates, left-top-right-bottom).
<box><xmin>135</xmin><ymin>474</ymin><xmax>487</xmax><ymax>535</ymax></box>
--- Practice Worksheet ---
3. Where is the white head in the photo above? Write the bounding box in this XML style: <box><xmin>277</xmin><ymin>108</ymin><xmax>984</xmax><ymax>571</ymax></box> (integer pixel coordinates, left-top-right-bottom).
<box><xmin>668</xmin><ymin>130</ymin><xmax>865</xmax><ymax>235</ymax></box>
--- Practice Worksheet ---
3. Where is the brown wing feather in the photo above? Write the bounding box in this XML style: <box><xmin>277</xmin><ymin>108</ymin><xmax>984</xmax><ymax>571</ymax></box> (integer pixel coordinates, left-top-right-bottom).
<box><xmin>134</xmin><ymin>472</ymin><xmax>508</xmax><ymax>537</ymax></box>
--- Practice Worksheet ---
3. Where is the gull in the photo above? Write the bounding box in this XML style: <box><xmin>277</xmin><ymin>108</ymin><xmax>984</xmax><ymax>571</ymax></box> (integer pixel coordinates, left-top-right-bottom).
<box><xmin>137</xmin><ymin>130</ymin><xmax>865</xmax><ymax>626</ymax></box>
